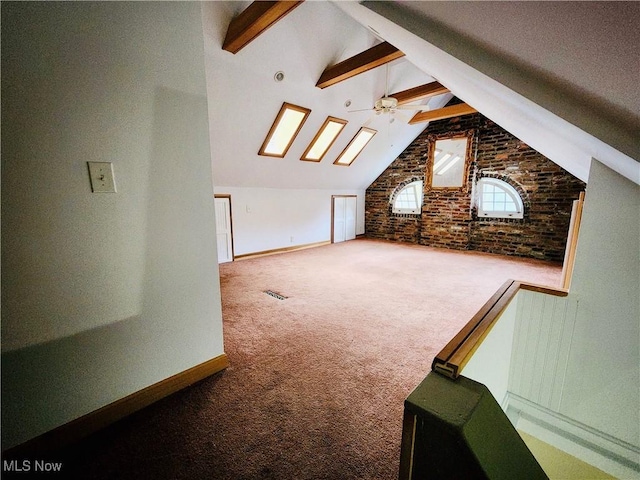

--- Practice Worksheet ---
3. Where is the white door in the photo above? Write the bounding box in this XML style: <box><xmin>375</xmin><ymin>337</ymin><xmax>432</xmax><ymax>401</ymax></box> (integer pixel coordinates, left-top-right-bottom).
<box><xmin>345</xmin><ymin>196</ymin><xmax>356</xmax><ymax>241</ymax></box>
<box><xmin>214</xmin><ymin>196</ymin><xmax>233</xmax><ymax>263</ymax></box>
<box><xmin>332</xmin><ymin>196</ymin><xmax>356</xmax><ymax>243</ymax></box>
<box><xmin>333</xmin><ymin>197</ymin><xmax>346</xmax><ymax>243</ymax></box>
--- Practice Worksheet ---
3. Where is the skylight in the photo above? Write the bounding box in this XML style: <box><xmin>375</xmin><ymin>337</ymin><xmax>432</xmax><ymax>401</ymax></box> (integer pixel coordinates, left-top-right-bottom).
<box><xmin>333</xmin><ymin>127</ymin><xmax>376</xmax><ymax>166</ymax></box>
<box><xmin>301</xmin><ymin>116</ymin><xmax>347</xmax><ymax>162</ymax></box>
<box><xmin>259</xmin><ymin>102</ymin><xmax>311</xmax><ymax>157</ymax></box>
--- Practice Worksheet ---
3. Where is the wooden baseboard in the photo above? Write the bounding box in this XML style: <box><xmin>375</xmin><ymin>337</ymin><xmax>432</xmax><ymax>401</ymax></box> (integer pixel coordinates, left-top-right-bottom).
<box><xmin>235</xmin><ymin>240</ymin><xmax>330</xmax><ymax>260</ymax></box>
<box><xmin>4</xmin><ymin>353</ymin><xmax>229</xmax><ymax>455</ymax></box>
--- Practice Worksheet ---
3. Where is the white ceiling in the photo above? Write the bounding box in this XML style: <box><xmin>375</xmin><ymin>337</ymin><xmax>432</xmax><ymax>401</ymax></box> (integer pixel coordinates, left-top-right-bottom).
<box><xmin>343</xmin><ymin>1</ymin><xmax>639</xmax><ymax>184</ymax></box>
<box><xmin>202</xmin><ymin>1</ymin><xmax>639</xmax><ymax>190</ymax></box>
<box><xmin>201</xmin><ymin>1</ymin><xmax>449</xmax><ymax>190</ymax></box>
<box><xmin>394</xmin><ymin>1</ymin><xmax>639</xmax><ymax>122</ymax></box>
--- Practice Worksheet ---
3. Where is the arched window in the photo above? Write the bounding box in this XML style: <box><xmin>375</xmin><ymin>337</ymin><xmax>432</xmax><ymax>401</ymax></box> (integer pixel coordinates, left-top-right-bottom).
<box><xmin>392</xmin><ymin>180</ymin><xmax>423</xmax><ymax>214</ymax></box>
<box><xmin>477</xmin><ymin>178</ymin><xmax>524</xmax><ymax>219</ymax></box>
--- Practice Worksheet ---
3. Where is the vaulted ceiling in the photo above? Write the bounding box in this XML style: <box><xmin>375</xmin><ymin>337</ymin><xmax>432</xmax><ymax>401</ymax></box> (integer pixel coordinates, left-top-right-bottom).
<box><xmin>202</xmin><ymin>1</ymin><xmax>455</xmax><ymax>190</ymax></box>
<box><xmin>201</xmin><ymin>1</ymin><xmax>639</xmax><ymax>191</ymax></box>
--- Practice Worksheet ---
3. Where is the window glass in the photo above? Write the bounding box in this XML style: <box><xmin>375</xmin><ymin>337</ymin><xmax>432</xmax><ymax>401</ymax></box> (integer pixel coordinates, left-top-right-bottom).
<box><xmin>477</xmin><ymin>178</ymin><xmax>524</xmax><ymax>219</ymax></box>
<box><xmin>392</xmin><ymin>181</ymin><xmax>423</xmax><ymax>214</ymax></box>
<box><xmin>301</xmin><ymin>117</ymin><xmax>347</xmax><ymax>162</ymax></box>
<box><xmin>259</xmin><ymin>103</ymin><xmax>311</xmax><ymax>157</ymax></box>
<box><xmin>334</xmin><ymin>127</ymin><xmax>376</xmax><ymax>166</ymax></box>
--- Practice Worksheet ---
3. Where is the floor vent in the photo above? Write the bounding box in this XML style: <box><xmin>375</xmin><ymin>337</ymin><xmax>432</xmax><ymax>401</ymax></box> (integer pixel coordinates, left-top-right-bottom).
<box><xmin>264</xmin><ymin>290</ymin><xmax>287</xmax><ymax>300</ymax></box>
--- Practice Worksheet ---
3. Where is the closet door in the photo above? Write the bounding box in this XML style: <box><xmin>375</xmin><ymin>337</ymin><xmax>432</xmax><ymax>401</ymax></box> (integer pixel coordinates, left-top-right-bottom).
<box><xmin>332</xmin><ymin>195</ymin><xmax>356</xmax><ymax>243</ymax></box>
<box><xmin>333</xmin><ymin>196</ymin><xmax>346</xmax><ymax>243</ymax></box>
<box><xmin>214</xmin><ymin>196</ymin><xmax>233</xmax><ymax>263</ymax></box>
<box><xmin>345</xmin><ymin>196</ymin><xmax>356</xmax><ymax>241</ymax></box>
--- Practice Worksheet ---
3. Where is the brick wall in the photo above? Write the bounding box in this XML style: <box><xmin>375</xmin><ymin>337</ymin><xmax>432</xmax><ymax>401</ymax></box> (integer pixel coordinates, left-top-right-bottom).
<box><xmin>365</xmin><ymin>112</ymin><xmax>586</xmax><ymax>262</ymax></box>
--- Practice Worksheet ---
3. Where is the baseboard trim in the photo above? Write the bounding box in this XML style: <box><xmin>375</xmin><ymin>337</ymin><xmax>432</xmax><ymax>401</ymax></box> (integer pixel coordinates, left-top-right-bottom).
<box><xmin>506</xmin><ymin>393</ymin><xmax>640</xmax><ymax>479</ymax></box>
<box><xmin>4</xmin><ymin>353</ymin><xmax>229</xmax><ymax>455</ymax></box>
<box><xmin>235</xmin><ymin>240</ymin><xmax>330</xmax><ymax>260</ymax></box>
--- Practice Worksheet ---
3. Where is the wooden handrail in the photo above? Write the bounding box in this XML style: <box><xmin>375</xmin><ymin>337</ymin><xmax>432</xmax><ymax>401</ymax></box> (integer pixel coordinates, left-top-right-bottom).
<box><xmin>561</xmin><ymin>191</ymin><xmax>585</xmax><ymax>289</ymax></box>
<box><xmin>432</xmin><ymin>280</ymin><xmax>567</xmax><ymax>379</ymax></box>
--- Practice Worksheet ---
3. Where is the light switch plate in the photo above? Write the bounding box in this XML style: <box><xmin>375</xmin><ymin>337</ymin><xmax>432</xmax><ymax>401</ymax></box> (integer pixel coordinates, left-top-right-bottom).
<box><xmin>87</xmin><ymin>162</ymin><xmax>116</xmax><ymax>193</ymax></box>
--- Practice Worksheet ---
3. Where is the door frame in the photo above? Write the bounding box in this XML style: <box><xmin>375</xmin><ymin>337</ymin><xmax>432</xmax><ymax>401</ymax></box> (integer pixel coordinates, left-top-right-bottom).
<box><xmin>214</xmin><ymin>194</ymin><xmax>235</xmax><ymax>262</ymax></box>
<box><xmin>331</xmin><ymin>194</ymin><xmax>357</xmax><ymax>244</ymax></box>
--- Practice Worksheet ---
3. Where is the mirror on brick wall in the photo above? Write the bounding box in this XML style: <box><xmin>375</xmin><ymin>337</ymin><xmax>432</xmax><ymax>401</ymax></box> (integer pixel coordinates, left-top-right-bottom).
<box><xmin>427</xmin><ymin>132</ymin><xmax>473</xmax><ymax>190</ymax></box>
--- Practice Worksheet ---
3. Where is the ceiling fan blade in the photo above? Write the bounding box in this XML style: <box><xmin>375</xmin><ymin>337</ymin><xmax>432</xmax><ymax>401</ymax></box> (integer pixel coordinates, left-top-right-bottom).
<box><xmin>393</xmin><ymin>111</ymin><xmax>412</xmax><ymax>123</ymax></box>
<box><xmin>348</xmin><ymin>107</ymin><xmax>375</xmax><ymax>113</ymax></box>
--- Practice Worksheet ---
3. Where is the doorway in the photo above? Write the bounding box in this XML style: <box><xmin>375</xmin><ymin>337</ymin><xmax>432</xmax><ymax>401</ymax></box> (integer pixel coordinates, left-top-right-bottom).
<box><xmin>214</xmin><ymin>195</ymin><xmax>234</xmax><ymax>263</ymax></box>
<box><xmin>332</xmin><ymin>195</ymin><xmax>356</xmax><ymax>243</ymax></box>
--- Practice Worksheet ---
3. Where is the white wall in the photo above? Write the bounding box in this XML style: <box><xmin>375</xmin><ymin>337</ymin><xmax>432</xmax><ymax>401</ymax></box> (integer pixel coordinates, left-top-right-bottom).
<box><xmin>504</xmin><ymin>289</ymin><xmax>637</xmax><ymax>478</ymax></box>
<box><xmin>214</xmin><ymin>186</ymin><xmax>365</xmax><ymax>256</ymax></box>
<box><xmin>495</xmin><ymin>160</ymin><xmax>639</xmax><ymax>477</ymax></box>
<box><xmin>562</xmin><ymin>159</ymin><xmax>639</xmax><ymax>446</ymax></box>
<box><xmin>200</xmin><ymin>2</ymin><xmax>367</xmax><ymax>258</ymax></box>
<box><xmin>1</xmin><ymin>2</ymin><xmax>224</xmax><ymax>448</ymax></box>
<box><xmin>458</xmin><ymin>160</ymin><xmax>638</xmax><ymax>476</ymax></box>
<box><xmin>461</xmin><ymin>296</ymin><xmax>519</xmax><ymax>409</ymax></box>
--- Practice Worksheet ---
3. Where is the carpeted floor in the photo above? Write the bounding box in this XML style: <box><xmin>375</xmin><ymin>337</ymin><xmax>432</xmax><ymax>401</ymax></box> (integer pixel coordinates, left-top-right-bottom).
<box><xmin>27</xmin><ymin>239</ymin><xmax>562</xmax><ymax>479</ymax></box>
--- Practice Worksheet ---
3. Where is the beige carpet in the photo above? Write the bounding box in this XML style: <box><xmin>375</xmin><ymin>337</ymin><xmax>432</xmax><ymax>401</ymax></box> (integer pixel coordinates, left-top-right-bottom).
<box><xmin>214</xmin><ymin>238</ymin><xmax>561</xmax><ymax>479</ymax></box>
<box><xmin>40</xmin><ymin>238</ymin><xmax>562</xmax><ymax>479</ymax></box>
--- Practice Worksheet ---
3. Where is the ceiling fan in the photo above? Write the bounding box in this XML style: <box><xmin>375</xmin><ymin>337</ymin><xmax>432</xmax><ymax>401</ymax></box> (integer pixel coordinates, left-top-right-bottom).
<box><xmin>348</xmin><ymin>64</ymin><xmax>429</xmax><ymax>121</ymax></box>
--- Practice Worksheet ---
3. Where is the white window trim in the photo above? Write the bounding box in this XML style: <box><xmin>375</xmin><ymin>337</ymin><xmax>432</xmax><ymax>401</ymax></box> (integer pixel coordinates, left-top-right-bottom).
<box><xmin>392</xmin><ymin>181</ymin><xmax>423</xmax><ymax>215</ymax></box>
<box><xmin>477</xmin><ymin>178</ymin><xmax>524</xmax><ymax>219</ymax></box>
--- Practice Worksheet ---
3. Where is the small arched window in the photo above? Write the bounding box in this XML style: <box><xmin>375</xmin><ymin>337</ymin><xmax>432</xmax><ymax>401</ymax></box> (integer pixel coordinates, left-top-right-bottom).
<box><xmin>477</xmin><ymin>178</ymin><xmax>524</xmax><ymax>219</ymax></box>
<box><xmin>392</xmin><ymin>181</ymin><xmax>423</xmax><ymax>214</ymax></box>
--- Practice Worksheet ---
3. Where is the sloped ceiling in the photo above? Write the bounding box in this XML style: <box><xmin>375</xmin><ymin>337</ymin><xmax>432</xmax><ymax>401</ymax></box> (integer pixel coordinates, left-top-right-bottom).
<box><xmin>391</xmin><ymin>1</ymin><xmax>639</xmax><ymax>124</ymax></box>
<box><xmin>202</xmin><ymin>1</ymin><xmax>450</xmax><ymax>190</ymax></box>
<box><xmin>339</xmin><ymin>0</ymin><xmax>639</xmax><ymax>184</ymax></box>
<box><xmin>203</xmin><ymin>1</ymin><xmax>639</xmax><ymax>190</ymax></box>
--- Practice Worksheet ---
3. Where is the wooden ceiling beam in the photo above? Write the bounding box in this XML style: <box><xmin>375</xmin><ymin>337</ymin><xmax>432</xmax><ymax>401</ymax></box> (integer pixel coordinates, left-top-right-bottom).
<box><xmin>390</xmin><ymin>81</ymin><xmax>449</xmax><ymax>105</ymax></box>
<box><xmin>316</xmin><ymin>42</ymin><xmax>404</xmax><ymax>89</ymax></box>
<box><xmin>222</xmin><ymin>1</ymin><xmax>304</xmax><ymax>54</ymax></box>
<box><xmin>408</xmin><ymin>103</ymin><xmax>477</xmax><ymax>124</ymax></box>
